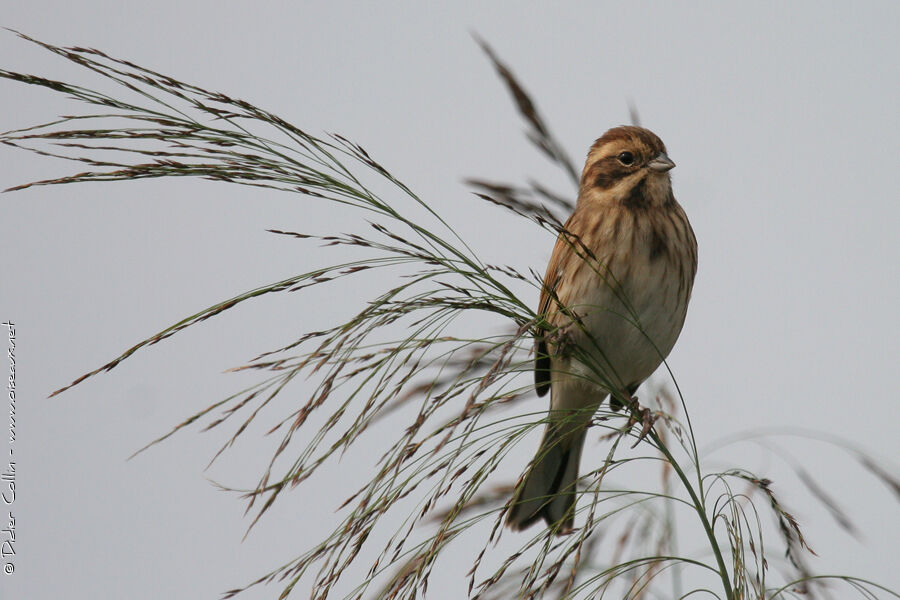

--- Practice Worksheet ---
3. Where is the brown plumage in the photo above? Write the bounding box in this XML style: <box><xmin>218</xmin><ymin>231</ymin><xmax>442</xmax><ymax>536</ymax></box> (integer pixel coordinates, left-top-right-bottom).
<box><xmin>507</xmin><ymin>126</ymin><xmax>698</xmax><ymax>533</ymax></box>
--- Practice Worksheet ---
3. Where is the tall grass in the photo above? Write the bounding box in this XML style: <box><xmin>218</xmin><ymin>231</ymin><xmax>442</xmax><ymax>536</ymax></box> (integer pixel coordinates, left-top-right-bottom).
<box><xmin>2</xmin><ymin>31</ymin><xmax>897</xmax><ymax>600</ymax></box>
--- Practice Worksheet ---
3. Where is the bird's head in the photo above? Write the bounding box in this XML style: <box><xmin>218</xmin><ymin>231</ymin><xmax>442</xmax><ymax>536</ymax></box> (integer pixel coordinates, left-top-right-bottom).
<box><xmin>579</xmin><ymin>126</ymin><xmax>675</xmax><ymax>209</ymax></box>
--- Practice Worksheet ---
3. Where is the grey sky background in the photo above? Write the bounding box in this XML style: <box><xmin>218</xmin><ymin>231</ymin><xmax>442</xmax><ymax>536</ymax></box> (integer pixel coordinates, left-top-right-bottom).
<box><xmin>1</xmin><ymin>2</ymin><xmax>898</xmax><ymax>599</ymax></box>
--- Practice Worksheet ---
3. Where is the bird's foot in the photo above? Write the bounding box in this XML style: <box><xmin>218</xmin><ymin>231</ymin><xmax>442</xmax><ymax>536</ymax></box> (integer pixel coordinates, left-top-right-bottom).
<box><xmin>625</xmin><ymin>397</ymin><xmax>657</xmax><ymax>448</ymax></box>
<box><xmin>547</xmin><ymin>327</ymin><xmax>576</xmax><ymax>359</ymax></box>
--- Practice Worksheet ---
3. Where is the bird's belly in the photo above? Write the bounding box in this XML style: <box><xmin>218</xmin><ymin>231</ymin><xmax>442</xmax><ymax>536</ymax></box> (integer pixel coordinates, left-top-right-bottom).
<box><xmin>563</xmin><ymin>258</ymin><xmax>687</xmax><ymax>391</ymax></box>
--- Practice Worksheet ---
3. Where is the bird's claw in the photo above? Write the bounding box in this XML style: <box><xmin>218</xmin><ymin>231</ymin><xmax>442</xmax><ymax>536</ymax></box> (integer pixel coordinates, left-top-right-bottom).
<box><xmin>626</xmin><ymin>397</ymin><xmax>657</xmax><ymax>448</ymax></box>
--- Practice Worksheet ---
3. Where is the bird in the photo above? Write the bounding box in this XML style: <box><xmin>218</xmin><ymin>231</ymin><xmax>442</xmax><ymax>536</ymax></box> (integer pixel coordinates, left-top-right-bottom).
<box><xmin>507</xmin><ymin>126</ymin><xmax>697</xmax><ymax>533</ymax></box>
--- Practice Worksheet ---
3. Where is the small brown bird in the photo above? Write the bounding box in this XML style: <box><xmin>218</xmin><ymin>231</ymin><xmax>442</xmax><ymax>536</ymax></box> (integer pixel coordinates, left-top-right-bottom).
<box><xmin>507</xmin><ymin>126</ymin><xmax>697</xmax><ymax>533</ymax></box>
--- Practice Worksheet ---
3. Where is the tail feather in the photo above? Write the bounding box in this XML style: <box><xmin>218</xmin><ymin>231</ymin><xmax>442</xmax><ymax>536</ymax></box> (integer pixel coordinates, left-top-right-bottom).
<box><xmin>507</xmin><ymin>424</ymin><xmax>586</xmax><ymax>533</ymax></box>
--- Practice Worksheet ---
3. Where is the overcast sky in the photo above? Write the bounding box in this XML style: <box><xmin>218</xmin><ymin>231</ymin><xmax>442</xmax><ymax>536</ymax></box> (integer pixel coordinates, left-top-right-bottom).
<box><xmin>1</xmin><ymin>2</ymin><xmax>898</xmax><ymax>599</ymax></box>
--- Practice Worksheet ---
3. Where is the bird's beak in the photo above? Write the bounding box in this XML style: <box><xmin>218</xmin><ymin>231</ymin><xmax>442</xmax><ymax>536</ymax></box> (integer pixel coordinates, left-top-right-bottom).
<box><xmin>647</xmin><ymin>152</ymin><xmax>676</xmax><ymax>173</ymax></box>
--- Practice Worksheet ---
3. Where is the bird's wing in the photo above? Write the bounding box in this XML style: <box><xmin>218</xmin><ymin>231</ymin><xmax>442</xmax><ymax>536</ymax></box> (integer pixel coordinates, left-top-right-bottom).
<box><xmin>534</xmin><ymin>217</ymin><xmax>578</xmax><ymax>397</ymax></box>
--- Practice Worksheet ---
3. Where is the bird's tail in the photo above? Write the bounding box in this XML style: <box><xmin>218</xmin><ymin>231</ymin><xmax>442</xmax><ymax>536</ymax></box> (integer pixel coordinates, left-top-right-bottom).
<box><xmin>507</xmin><ymin>422</ymin><xmax>586</xmax><ymax>533</ymax></box>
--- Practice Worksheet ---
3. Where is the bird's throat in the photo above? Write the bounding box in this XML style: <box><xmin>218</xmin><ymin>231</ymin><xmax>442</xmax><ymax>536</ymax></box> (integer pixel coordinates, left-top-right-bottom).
<box><xmin>621</xmin><ymin>176</ymin><xmax>673</xmax><ymax>210</ymax></box>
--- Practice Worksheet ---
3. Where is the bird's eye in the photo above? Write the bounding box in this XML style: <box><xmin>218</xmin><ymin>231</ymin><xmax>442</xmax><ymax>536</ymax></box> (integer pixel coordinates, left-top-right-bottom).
<box><xmin>617</xmin><ymin>151</ymin><xmax>635</xmax><ymax>166</ymax></box>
